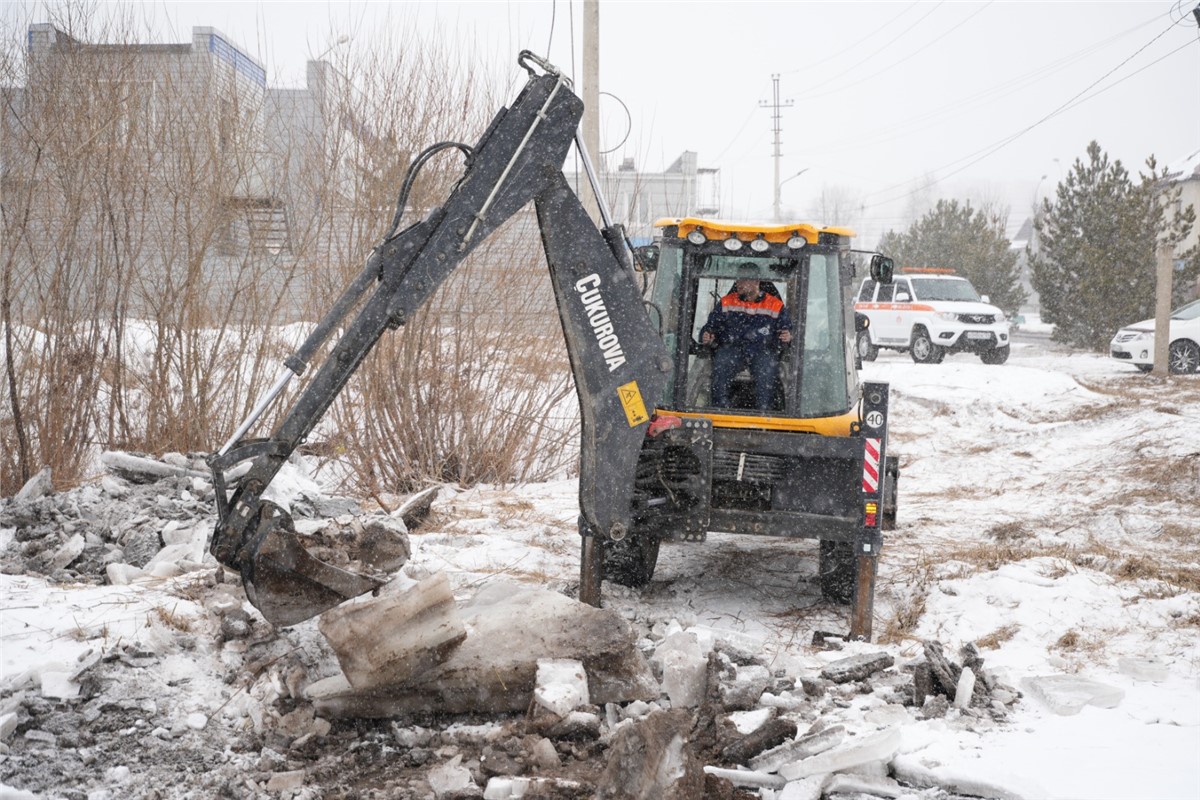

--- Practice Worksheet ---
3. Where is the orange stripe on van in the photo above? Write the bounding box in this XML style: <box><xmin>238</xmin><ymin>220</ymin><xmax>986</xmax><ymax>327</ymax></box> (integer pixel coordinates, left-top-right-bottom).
<box><xmin>854</xmin><ymin>302</ymin><xmax>936</xmax><ymax>313</ymax></box>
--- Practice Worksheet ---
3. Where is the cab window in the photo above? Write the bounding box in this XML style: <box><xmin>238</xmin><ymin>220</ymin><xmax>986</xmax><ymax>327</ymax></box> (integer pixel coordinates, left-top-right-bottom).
<box><xmin>876</xmin><ymin>283</ymin><xmax>895</xmax><ymax>303</ymax></box>
<box><xmin>857</xmin><ymin>280</ymin><xmax>876</xmax><ymax>302</ymax></box>
<box><xmin>646</xmin><ymin>245</ymin><xmax>684</xmax><ymax>401</ymax></box>
<box><xmin>798</xmin><ymin>253</ymin><xmax>850</xmax><ymax>417</ymax></box>
<box><xmin>684</xmin><ymin>257</ymin><xmax>791</xmax><ymax>409</ymax></box>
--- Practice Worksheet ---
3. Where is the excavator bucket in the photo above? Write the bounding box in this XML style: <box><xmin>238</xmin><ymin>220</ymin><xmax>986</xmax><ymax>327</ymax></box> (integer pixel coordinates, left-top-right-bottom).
<box><xmin>228</xmin><ymin>501</ymin><xmax>384</xmax><ymax>627</ymax></box>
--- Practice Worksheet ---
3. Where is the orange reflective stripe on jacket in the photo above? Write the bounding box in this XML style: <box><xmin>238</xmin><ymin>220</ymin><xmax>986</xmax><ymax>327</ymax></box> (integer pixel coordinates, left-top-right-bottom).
<box><xmin>720</xmin><ymin>292</ymin><xmax>784</xmax><ymax>317</ymax></box>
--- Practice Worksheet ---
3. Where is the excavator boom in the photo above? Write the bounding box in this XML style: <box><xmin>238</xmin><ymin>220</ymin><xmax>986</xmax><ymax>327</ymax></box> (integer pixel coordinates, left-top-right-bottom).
<box><xmin>209</xmin><ymin>53</ymin><xmax>669</xmax><ymax>626</ymax></box>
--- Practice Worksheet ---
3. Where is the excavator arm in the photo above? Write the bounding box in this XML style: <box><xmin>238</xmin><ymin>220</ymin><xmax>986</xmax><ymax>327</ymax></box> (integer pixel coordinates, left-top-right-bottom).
<box><xmin>208</xmin><ymin>52</ymin><xmax>670</xmax><ymax>626</ymax></box>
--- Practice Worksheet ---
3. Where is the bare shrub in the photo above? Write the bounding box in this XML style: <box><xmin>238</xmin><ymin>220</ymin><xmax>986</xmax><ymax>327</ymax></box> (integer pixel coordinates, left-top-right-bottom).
<box><xmin>2</xmin><ymin>5</ymin><xmax>576</xmax><ymax>498</ymax></box>
<box><xmin>296</xmin><ymin>31</ymin><xmax>578</xmax><ymax>494</ymax></box>
<box><xmin>1</xmin><ymin>6</ymin><xmax>290</xmax><ymax>491</ymax></box>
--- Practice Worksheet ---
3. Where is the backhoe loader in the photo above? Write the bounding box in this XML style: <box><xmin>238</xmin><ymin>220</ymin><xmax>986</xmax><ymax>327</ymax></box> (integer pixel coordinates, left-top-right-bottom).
<box><xmin>207</xmin><ymin>51</ymin><xmax>897</xmax><ymax>641</ymax></box>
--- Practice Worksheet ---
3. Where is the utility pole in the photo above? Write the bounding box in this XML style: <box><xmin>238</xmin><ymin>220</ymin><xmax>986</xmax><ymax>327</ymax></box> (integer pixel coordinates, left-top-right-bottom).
<box><xmin>759</xmin><ymin>74</ymin><xmax>793</xmax><ymax>222</ymax></box>
<box><xmin>1151</xmin><ymin>241</ymin><xmax>1174</xmax><ymax>377</ymax></box>
<box><xmin>581</xmin><ymin>0</ymin><xmax>602</xmax><ymax>224</ymax></box>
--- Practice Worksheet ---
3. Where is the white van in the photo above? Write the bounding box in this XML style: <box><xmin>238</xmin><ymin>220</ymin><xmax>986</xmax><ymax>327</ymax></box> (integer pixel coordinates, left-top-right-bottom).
<box><xmin>854</xmin><ymin>270</ymin><xmax>1010</xmax><ymax>364</ymax></box>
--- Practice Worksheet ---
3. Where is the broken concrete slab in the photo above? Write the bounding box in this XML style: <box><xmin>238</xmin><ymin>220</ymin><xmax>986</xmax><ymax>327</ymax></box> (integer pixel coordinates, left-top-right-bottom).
<box><xmin>308</xmin><ymin>582</ymin><xmax>657</xmax><ymax>717</ymax></box>
<box><xmin>595</xmin><ymin>709</ymin><xmax>704</xmax><ymax>799</ymax></box>
<box><xmin>318</xmin><ymin>573</ymin><xmax>466</xmax><ymax>690</ymax></box>
<box><xmin>719</xmin><ymin>716</ymin><xmax>796</xmax><ymax>765</ymax></box>
<box><xmin>1021</xmin><ymin>675</ymin><xmax>1125</xmax><ymax>716</ymax></box>
<box><xmin>819</xmin><ymin>652</ymin><xmax>894</xmax><ymax>684</ymax></box>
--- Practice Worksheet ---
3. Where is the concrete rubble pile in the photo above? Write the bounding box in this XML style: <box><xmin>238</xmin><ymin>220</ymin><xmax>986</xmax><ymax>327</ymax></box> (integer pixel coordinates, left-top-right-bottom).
<box><xmin>1</xmin><ymin>455</ymin><xmax>1037</xmax><ymax>799</ymax></box>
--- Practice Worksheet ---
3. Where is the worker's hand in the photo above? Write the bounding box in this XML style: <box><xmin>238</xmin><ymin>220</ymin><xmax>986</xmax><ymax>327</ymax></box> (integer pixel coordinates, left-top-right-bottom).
<box><xmin>778</xmin><ymin>329</ymin><xmax>792</xmax><ymax>344</ymax></box>
<box><xmin>701</xmin><ymin>331</ymin><xmax>714</xmax><ymax>345</ymax></box>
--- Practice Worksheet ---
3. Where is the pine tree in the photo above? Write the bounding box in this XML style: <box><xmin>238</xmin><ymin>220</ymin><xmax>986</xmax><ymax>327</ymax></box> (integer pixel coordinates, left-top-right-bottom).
<box><xmin>877</xmin><ymin>199</ymin><xmax>1025</xmax><ymax>315</ymax></box>
<box><xmin>1029</xmin><ymin>141</ymin><xmax>1199</xmax><ymax>351</ymax></box>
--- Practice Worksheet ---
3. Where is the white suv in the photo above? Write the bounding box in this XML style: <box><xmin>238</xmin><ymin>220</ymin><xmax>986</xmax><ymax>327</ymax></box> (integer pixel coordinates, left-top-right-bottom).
<box><xmin>854</xmin><ymin>271</ymin><xmax>1011</xmax><ymax>364</ymax></box>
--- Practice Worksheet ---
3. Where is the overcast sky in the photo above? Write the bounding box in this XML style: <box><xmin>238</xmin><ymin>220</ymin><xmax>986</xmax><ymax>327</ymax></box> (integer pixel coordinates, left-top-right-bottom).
<box><xmin>9</xmin><ymin>1</ymin><xmax>1200</xmax><ymax>244</ymax></box>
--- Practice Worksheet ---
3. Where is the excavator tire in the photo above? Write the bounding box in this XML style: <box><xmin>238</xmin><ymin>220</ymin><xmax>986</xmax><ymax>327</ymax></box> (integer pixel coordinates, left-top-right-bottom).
<box><xmin>604</xmin><ymin>534</ymin><xmax>661</xmax><ymax>588</ymax></box>
<box><xmin>818</xmin><ymin>540</ymin><xmax>855</xmax><ymax>605</ymax></box>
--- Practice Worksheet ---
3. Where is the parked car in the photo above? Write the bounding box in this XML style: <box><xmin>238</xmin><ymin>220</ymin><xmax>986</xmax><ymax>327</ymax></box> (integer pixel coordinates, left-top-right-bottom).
<box><xmin>854</xmin><ymin>269</ymin><xmax>1010</xmax><ymax>364</ymax></box>
<box><xmin>1109</xmin><ymin>299</ymin><xmax>1200</xmax><ymax>374</ymax></box>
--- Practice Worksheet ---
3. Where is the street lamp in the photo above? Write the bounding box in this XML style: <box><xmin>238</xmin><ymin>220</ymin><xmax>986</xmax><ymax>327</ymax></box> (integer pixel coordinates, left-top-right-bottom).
<box><xmin>774</xmin><ymin>168</ymin><xmax>809</xmax><ymax>222</ymax></box>
<box><xmin>314</xmin><ymin>34</ymin><xmax>351</xmax><ymax>62</ymax></box>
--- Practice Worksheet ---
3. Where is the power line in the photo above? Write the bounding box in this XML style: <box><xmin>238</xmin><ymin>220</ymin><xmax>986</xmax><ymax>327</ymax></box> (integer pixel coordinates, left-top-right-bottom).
<box><xmin>789</xmin><ymin>2</ymin><xmax>945</xmax><ymax>90</ymax></box>
<box><xmin>800</xmin><ymin>14</ymin><xmax>1162</xmax><ymax>159</ymax></box>
<box><xmin>860</xmin><ymin>20</ymin><xmax>1185</xmax><ymax>211</ymax></box>
<box><xmin>780</xmin><ymin>2</ymin><xmax>921</xmax><ymax>76</ymax></box>
<box><xmin>791</xmin><ymin>3</ymin><xmax>991</xmax><ymax>103</ymax></box>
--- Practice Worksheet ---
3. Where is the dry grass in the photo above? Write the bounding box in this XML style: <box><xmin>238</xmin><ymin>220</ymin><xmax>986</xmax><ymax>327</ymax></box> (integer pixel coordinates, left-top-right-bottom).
<box><xmin>1048</xmin><ymin>627</ymin><xmax>1115</xmax><ymax>670</ymax></box>
<box><xmin>876</xmin><ymin>553</ymin><xmax>935</xmax><ymax>645</ymax></box>
<box><xmin>975</xmin><ymin>624</ymin><xmax>1020</xmax><ymax>649</ymax></box>
<box><xmin>1157</xmin><ymin>522</ymin><xmax>1197</xmax><ymax>543</ymax></box>
<box><xmin>150</xmin><ymin>605</ymin><xmax>193</xmax><ymax>633</ymax></box>
<box><xmin>1171</xmin><ymin>611</ymin><xmax>1200</xmax><ymax>629</ymax></box>
<box><xmin>987</xmin><ymin>521</ymin><xmax>1033</xmax><ymax>543</ymax></box>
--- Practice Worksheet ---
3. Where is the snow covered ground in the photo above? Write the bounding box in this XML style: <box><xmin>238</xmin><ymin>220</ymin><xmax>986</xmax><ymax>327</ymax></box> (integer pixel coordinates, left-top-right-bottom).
<box><xmin>1</xmin><ymin>340</ymin><xmax>1198</xmax><ymax>799</ymax></box>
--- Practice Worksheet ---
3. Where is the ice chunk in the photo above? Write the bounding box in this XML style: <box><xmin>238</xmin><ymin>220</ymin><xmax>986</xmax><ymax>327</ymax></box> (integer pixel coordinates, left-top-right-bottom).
<box><xmin>1117</xmin><ymin>656</ymin><xmax>1169</xmax><ymax>682</ymax></box>
<box><xmin>778</xmin><ymin>727</ymin><xmax>901</xmax><ymax>781</ymax></box>
<box><xmin>428</xmin><ymin>755</ymin><xmax>474</xmax><ymax>798</ymax></box>
<box><xmin>720</xmin><ymin>663</ymin><xmax>771</xmax><ymax>710</ymax></box>
<box><xmin>893</xmin><ymin>753</ymin><xmax>1041</xmax><ymax>799</ymax></box>
<box><xmin>954</xmin><ymin>666</ymin><xmax>976</xmax><ymax>709</ymax></box>
<box><xmin>50</xmin><ymin>534</ymin><xmax>85</xmax><ymax>570</ymax></box>
<box><xmin>701</xmin><ymin>766</ymin><xmax>785</xmax><ymax>788</ymax></box>
<box><xmin>654</xmin><ymin>631</ymin><xmax>707</xmax><ymax>708</ymax></box>
<box><xmin>728</xmin><ymin>707</ymin><xmax>775</xmax><ymax>735</ymax></box>
<box><xmin>40</xmin><ymin>671</ymin><xmax>80</xmax><ymax>700</ymax></box>
<box><xmin>750</xmin><ymin>724</ymin><xmax>845</xmax><ymax>773</ymax></box>
<box><xmin>826</xmin><ymin>773</ymin><xmax>905</xmax><ymax>798</ymax></box>
<box><xmin>15</xmin><ymin>466</ymin><xmax>52</xmax><ymax>501</ymax></box>
<box><xmin>534</xmin><ymin>658</ymin><xmax>589</xmax><ymax>717</ymax></box>
<box><xmin>779</xmin><ymin>774</ymin><xmax>829</xmax><ymax>800</ymax></box>
<box><xmin>1021</xmin><ymin>675</ymin><xmax>1125</xmax><ymax>716</ymax></box>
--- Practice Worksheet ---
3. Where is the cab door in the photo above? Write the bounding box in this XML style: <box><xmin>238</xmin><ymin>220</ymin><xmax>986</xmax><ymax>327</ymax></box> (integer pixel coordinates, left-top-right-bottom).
<box><xmin>871</xmin><ymin>280</ymin><xmax>902</xmax><ymax>344</ymax></box>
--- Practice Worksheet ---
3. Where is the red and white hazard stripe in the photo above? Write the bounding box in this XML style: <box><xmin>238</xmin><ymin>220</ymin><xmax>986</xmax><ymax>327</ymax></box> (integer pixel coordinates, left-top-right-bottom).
<box><xmin>862</xmin><ymin>438</ymin><xmax>881</xmax><ymax>493</ymax></box>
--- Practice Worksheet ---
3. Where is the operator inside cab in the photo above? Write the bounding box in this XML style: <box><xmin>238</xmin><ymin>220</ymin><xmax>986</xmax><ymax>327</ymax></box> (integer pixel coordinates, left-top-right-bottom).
<box><xmin>700</xmin><ymin>262</ymin><xmax>793</xmax><ymax>410</ymax></box>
